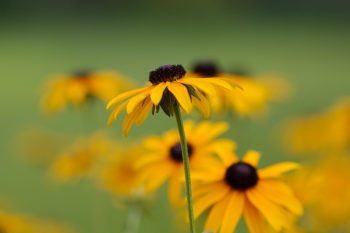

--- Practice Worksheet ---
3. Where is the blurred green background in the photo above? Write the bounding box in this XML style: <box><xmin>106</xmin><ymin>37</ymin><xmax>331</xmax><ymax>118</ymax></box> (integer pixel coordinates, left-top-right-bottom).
<box><xmin>0</xmin><ymin>0</ymin><xmax>349</xmax><ymax>232</ymax></box>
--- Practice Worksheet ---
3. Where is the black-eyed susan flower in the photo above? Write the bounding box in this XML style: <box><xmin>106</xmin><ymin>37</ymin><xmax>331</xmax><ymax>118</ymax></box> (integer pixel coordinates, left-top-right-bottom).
<box><xmin>107</xmin><ymin>64</ymin><xmax>233</xmax><ymax>135</ymax></box>
<box><xmin>42</xmin><ymin>69</ymin><xmax>133</xmax><ymax>113</ymax></box>
<box><xmin>192</xmin><ymin>149</ymin><xmax>303</xmax><ymax>233</ymax></box>
<box><xmin>283</xmin><ymin>97</ymin><xmax>350</xmax><ymax>154</ymax></box>
<box><xmin>50</xmin><ymin>132</ymin><xmax>112</xmax><ymax>182</ymax></box>
<box><xmin>100</xmin><ymin>146</ymin><xmax>145</xmax><ymax>198</ymax></box>
<box><xmin>191</xmin><ymin>61</ymin><xmax>291</xmax><ymax>117</ymax></box>
<box><xmin>289</xmin><ymin>155</ymin><xmax>350</xmax><ymax>232</ymax></box>
<box><xmin>137</xmin><ymin>120</ymin><xmax>235</xmax><ymax>206</ymax></box>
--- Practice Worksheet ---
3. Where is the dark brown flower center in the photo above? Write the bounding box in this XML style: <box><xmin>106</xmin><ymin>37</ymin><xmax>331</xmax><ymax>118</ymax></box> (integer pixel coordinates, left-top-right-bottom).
<box><xmin>72</xmin><ymin>69</ymin><xmax>91</xmax><ymax>78</ymax></box>
<box><xmin>224</xmin><ymin>162</ymin><xmax>258</xmax><ymax>190</ymax></box>
<box><xmin>169</xmin><ymin>142</ymin><xmax>193</xmax><ymax>163</ymax></box>
<box><xmin>149</xmin><ymin>64</ymin><xmax>186</xmax><ymax>85</ymax></box>
<box><xmin>192</xmin><ymin>61</ymin><xmax>219</xmax><ymax>77</ymax></box>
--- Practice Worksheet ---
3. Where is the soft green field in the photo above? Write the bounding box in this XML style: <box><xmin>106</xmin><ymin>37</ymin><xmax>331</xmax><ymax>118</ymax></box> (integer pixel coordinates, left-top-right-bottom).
<box><xmin>0</xmin><ymin>15</ymin><xmax>349</xmax><ymax>233</ymax></box>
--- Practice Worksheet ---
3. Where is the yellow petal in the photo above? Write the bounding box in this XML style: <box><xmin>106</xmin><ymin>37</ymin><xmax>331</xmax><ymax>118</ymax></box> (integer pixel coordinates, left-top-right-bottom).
<box><xmin>220</xmin><ymin>191</ymin><xmax>244</xmax><ymax>233</ymax></box>
<box><xmin>192</xmin><ymin>121</ymin><xmax>229</xmax><ymax>143</ymax></box>
<box><xmin>243</xmin><ymin>150</ymin><xmax>261</xmax><ymax>167</ymax></box>
<box><xmin>142</xmin><ymin>163</ymin><xmax>175</xmax><ymax>193</ymax></box>
<box><xmin>126</xmin><ymin>93</ymin><xmax>148</xmax><ymax>114</ymax></box>
<box><xmin>204</xmin><ymin>195</ymin><xmax>232</xmax><ymax>233</ymax></box>
<box><xmin>168</xmin><ymin>172</ymin><xmax>183</xmax><ymax>207</ymax></box>
<box><xmin>257</xmin><ymin>180</ymin><xmax>303</xmax><ymax>216</ymax></box>
<box><xmin>203</xmin><ymin>78</ymin><xmax>233</xmax><ymax>91</ymax></box>
<box><xmin>193</xmin><ymin>186</ymin><xmax>230</xmax><ymax>219</ymax></box>
<box><xmin>243</xmin><ymin>198</ymin><xmax>268</xmax><ymax>233</ymax></box>
<box><xmin>107</xmin><ymin>101</ymin><xmax>128</xmax><ymax>126</ymax></box>
<box><xmin>193</xmin><ymin>182</ymin><xmax>227</xmax><ymax>198</ymax></box>
<box><xmin>150</xmin><ymin>82</ymin><xmax>167</xmax><ymax>105</ymax></box>
<box><xmin>216</xmin><ymin>150</ymin><xmax>238</xmax><ymax>166</ymax></box>
<box><xmin>167</xmin><ymin>82</ymin><xmax>192</xmax><ymax>113</ymax></box>
<box><xmin>192</xmin><ymin>90</ymin><xmax>210</xmax><ymax>118</ymax></box>
<box><xmin>134</xmin><ymin>98</ymin><xmax>152</xmax><ymax>124</ymax></box>
<box><xmin>106</xmin><ymin>86</ymin><xmax>149</xmax><ymax>109</ymax></box>
<box><xmin>178</xmin><ymin>78</ymin><xmax>216</xmax><ymax>96</ymax></box>
<box><xmin>247</xmin><ymin>188</ymin><xmax>290</xmax><ymax>231</ymax></box>
<box><xmin>258</xmin><ymin>162</ymin><xmax>300</xmax><ymax>179</ymax></box>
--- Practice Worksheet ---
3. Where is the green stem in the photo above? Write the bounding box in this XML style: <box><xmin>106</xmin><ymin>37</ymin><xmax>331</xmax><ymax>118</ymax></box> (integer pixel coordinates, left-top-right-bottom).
<box><xmin>173</xmin><ymin>103</ymin><xmax>196</xmax><ymax>233</ymax></box>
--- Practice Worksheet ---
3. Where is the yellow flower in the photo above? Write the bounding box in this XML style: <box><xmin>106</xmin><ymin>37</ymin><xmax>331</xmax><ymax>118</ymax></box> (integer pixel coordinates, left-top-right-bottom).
<box><xmin>137</xmin><ymin>120</ymin><xmax>235</xmax><ymax>206</ymax></box>
<box><xmin>283</xmin><ymin>97</ymin><xmax>350</xmax><ymax>154</ymax></box>
<box><xmin>42</xmin><ymin>70</ymin><xmax>133</xmax><ymax>113</ymax></box>
<box><xmin>51</xmin><ymin>132</ymin><xmax>111</xmax><ymax>182</ymax></box>
<box><xmin>191</xmin><ymin>61</ymin><xmax>291</xmax><ymax>117</ymax></box>
<box><xmin>100</xmin><ymin>146</ymin><xmax>144</xmax><ymax>198</ymax></box>
<box><xmin>289</xmin><ymin>155</ymin><xmax>350</xmax><ymax>231</ymax></box>
<box><xmin>192</xmin><ymin>150</ymin><xmax>303</xmax><ymax>233</ymax></box>
<box><xmin>107</xmin><ymin>64</ymin><xmax>233</xmax><ymax>135</ymax></box>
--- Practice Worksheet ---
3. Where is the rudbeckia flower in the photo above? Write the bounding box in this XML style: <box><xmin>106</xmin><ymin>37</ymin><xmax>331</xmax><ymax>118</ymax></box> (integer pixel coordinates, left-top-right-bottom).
<box><xmin>107</xmin><ymin>64</ymin><xmax>233</xmax><ymax>135</ymax></box>
<box><xmin>50</xmin><ymin>132</ymin><xmax>112</xmax><ymax>182</ymax></box>
<box><xmin>137</xmin><ymin>120</ymin><xmax>235</xmax><ymax>206</ymax></box>
<box><xmin>283</xmin><ymin>97</ymin><xmax>350</xmax><ymax>154</ymax></box>
<box><xmin>42</xmin><ymin>70</ymin><xmax>133</xmax><ymax>113</ymax></box>
<box><xmin>192</xmin><ymin>150</ymin><xmax>303</xmax><ymax>233</ymax></box>
<box><xmin>289</xmin><ymin>155</ymin><xmax>350</xmax><ymax>231</ymax></box>
<box><xmin>100</xmin><ymin>147</ymin><xmax>144</xmax><ymax>198</ymax></box>
<box><xmin>191</xmin><ymin>61</ymin><xmax>290</xmax><ymax>117</ymax></box>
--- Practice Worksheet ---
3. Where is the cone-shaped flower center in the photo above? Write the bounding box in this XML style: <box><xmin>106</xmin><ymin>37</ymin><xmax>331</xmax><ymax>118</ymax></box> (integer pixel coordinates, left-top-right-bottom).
<box><xmin>149</xmin><ymin>64</ymin><xmax>186</xmax><ymax>85</ymax></box>
<box><xmin>193</xmin><ymin>61</ymin><xmax>219</xmax><ymax>77</ymax></box>
<box><xmin>224</xmin><ymin>162</ymin><xmax>258</xmax><ymax>190</ymax></box>
<box><xmin>169</xmin><ymin>142</ymin><xmax>193</xmax><ymax>162</ymax></box>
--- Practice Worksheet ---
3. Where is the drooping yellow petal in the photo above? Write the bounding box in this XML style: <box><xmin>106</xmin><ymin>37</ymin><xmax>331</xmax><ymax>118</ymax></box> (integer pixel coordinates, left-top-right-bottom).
<box><xmin>122</xmin><ymin>103</ymin><xmax>143</xmax><ymax>136</ymax></box>
<box><xmin>167</xmin><ymin>82</ymin><xmax>192</xmax><ymax>113</ymax></box>
<box><xmin>247</xmin><ymin>187</ymin><xmax>290</xmax><ymax>231</ymax></box>
<box><xmin>150</xmin><ymin>82</ymin><xmax>167</xmax><ymax>105</ymax></box>
<box><xmin>193</xmin><ymin>182</ymin><xmax>227</xmax><ymax>198</ymax></box>
<box><xmin>107</xmin><ymin>86</ymin><xmax>149</xmax><ymax>109</ymax></box>
<box><xmin>107</xmin><ymin>101</ymin><xmax>128</xmax><ymax>126</ymax></box>
<box><xmin>192</xmin><ymin>89</ymin><xmax>210</xmax><ymax>118</ymax></box>
<box><xmin>220</xmin><ymin>191</ymin><xmax>244</xmax><ymax>233</ymax></box>
<box><xmin>134</xmin><ymin>98</ymin><xmax>152</xmax><ymax>124</ymax></box>
<box><xmin>259</xmin><ymin>162</ymin><xmax>300</xmax><ymax>179</ymax></box>
<box><xmin>243</xmin><ymin>150</ymin><xmax>261</xmax><ymax>167</ymax></box>
<box><xmin>244</xmin><ymin>198</ymin><xmax>268</xmax><ymax>233</ymax></box>
<box><xmin>204</xmin><ymin>195</ymin><xmax>231</xmax><ymax>233</ymax></box>
<box><xmin>203</xmin><ymin>78</ymin><xmax>233</xmax><ymax>91</ymax></box>
<box><xmin>257</xmin><ymin>180</ymin><xmax>303</xmax><ymax>215</ymax></box>
<box><xmin>192</xmin><ymin>121</ymin><xmax>229</xmax><ymax>143</ymax></box>
<box><xmin>126</xmin><ymin>93</ymin><xmax>149</xmax><ymax>114</ymax></box>
<box><xmin>193</xmin><ymin>186</ymin><xmax>230</xmax><ymax>219</ymax></box>
<box><xmin>178</xmin><ymin>78</ymin><xmax>216</xmax><ymax>96</ymax></box>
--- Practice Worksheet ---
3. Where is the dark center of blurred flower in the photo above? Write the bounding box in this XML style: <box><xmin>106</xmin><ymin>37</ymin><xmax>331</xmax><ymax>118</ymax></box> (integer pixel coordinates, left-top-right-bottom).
<box><xmin>192</xmin><ymin>61</ymin><xmax>219</xmax><ymax>77</ymax></box>
<box><xmin>73</xmin><ymin>69</ymin><xmax>91</xmax><ymax>78</ymax></box>
<box><xmin>169</xmin><ymin>142</ymin><xmax>193</xmax><ymax>162</ymax></box>
<box><xmin>224</xmin><ymin>162</ymin><xmax>258</xmax><ymax>190</ymax></box>
<box><xmin>149</xmin><ymin>64</ymin><xmax>186</xmax><ymax>85</ymax></box>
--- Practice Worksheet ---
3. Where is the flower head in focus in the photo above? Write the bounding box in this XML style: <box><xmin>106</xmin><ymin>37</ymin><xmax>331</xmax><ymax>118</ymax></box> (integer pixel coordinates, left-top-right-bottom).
<box><xmin>191</xmin><ymin>61</ymin><xmax>291</xmax><ymax>117</ymax></box>
<box><xmin>42</xmin><ymin>69</ymin><xmax>133</xmax><ymax>113</ymax></box>
<box><xmin>107</xmin><ymin>64</ymin><xmax>233</xmax><ymax>135</ymax></box>
<box><xmin>137</xmin><ymin>120</ymin><xmax>235</xmax><ymax>206</ymax></box>
<box><xmin>192</xmin><ymin>150</ymin><xmax>303</xmax><ymax>233</ymax></box>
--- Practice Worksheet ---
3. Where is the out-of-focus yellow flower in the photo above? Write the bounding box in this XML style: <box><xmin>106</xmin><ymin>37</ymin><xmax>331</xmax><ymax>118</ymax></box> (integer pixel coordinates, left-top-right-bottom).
<box><xmin>51</xmin><ymin>132</ymin><xmax>112</xmax><ymax>182</ymax></box>
<box><xmin>283</xmin><ymin>97</ymin><xmax>350</xmax><ymax>154</ymax></box>
<box><xmin>0</xmin><ymin>211</ymin><xmax>74</xmax><ymax>233</ymax></box>
<box><xmin>100</xmin><ymin>146</ymin><xmax>145</xmax><ymax>198</ymax></box>
<box><xmin>191</xmin><ymin>61</ymin><xmax>291</xmax><ymax>117</ymax></box>
<box><xmin>289</xmin><ymin>155</ymin><xmax>350</xmax><ymax>231</ymax></box>
<box><xmin>42</xmin><ymin>70</ymin><xmax>133</xmax><ymax>113</ymax></box>
<box><xmin>15</xmin><ymin>128</ymin><xmax>67</xmax><ymax>166</ymax></box>
<box><xmin>192</xmin><ymin>150</ymin><xmax>302</xmax><ymax>233</ymax></box>
<box><xmin>137</xmin><ymin>120</ymin><xmax>235</xmax><ymax>206</ymax></box>
<box><xmin>107</xmin><ymin>64</ymin><xmax>233</xmax><ymax>136</ymax></box>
